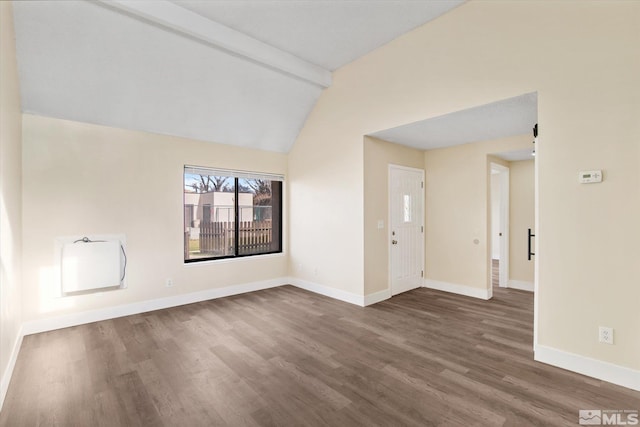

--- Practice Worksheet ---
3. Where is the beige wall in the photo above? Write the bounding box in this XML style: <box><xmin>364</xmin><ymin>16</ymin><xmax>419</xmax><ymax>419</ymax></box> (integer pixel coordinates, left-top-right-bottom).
<box><xmin>424</xmin><ymin>136</ymin><xmax>530</xmax><ymax>291</ymax></box>
<box><xmin>288</xmin><ymin>94</ymin><xmax>366</xmax><ymax>294</ymax></box>
<box><xmin>21</xmin><ymin>115</ymin><xmax>287</xmax><ymax>322</ymax></box>
<box><xmin>363</xmin><ymin>136</ymin><xmax>424</xmax><ymax>295</ymax></box>
<box><xmin>509</xmin><ymin>160</ymin><xmax>535</xmax><ymax>283</ymax></box>
<box><xmin>290</xmin><ymin>0</ymin><xmax>640</xmax><ymax>369</ymax></box>
<box><xmin>0</xmin><ymin>0</ymin><xmax>23</xmax><ymax>403</ymax></box>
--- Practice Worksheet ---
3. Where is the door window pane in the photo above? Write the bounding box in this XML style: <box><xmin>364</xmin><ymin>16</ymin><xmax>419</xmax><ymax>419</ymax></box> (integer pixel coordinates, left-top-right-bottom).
<box><xmin>403</xmin><ymin>194</ymin><xmax>412</xmax><ymax>222</ymax></box>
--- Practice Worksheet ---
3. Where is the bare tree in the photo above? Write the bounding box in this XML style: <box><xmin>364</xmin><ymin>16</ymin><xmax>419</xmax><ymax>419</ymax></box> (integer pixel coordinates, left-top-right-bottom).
<box><xmin>189</xmin><ymin>175</ymin><xmax>231</xmax><ymax>193</ymax></box>
<box><xmin>246</xmin><ymin>179</ymin><xmax>271</xmax><ymax>205</ymax></box>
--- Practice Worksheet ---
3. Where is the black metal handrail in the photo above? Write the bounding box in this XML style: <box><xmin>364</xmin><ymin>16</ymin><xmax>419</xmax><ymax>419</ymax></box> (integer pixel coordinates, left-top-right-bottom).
<box><xmin>528</xmin><ymin>228</ymin><xmax>535</xmax><ymax>260</ymax></box>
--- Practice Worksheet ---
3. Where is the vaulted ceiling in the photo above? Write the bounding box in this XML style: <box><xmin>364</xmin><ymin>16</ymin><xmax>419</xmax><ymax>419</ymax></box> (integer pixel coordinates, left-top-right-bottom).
<box><xmin>12</xmin><ymin>0</ymin><xmax>465</xmax><ymax>152</ymax></box>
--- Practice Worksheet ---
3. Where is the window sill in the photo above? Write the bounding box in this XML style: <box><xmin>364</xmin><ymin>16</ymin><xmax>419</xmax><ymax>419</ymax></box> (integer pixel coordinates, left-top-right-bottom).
<box><xmin>183</xmin><ymin>251</ymin><xmax>286</xmax><ymax>267</ymax></box>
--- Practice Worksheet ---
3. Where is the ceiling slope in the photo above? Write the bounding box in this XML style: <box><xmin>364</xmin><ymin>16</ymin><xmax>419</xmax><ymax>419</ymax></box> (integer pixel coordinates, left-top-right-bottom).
<box><xmin>171</xmin><ymin>0</ymin><xmax>465</xmax><ymax>71</ymax></box>
<box><xmin>13</xmin><ymin>0</ymin><xmax>323</xmax><ymax>152</ymax></box>
<box><xmin>100</xmin><ymin>0</ymin><xmax>332</xmax><ymax>88</ymax></box>
<box><xmin>12</xmin><ymin>0</ymin><xmax>464</xmax><ymax>152</ymax></box>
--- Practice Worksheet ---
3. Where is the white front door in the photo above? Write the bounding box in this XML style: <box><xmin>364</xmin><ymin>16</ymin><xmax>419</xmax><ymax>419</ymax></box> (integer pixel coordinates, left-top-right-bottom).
<box><xmin>389</xmin><ymin>165</ymin><xmax>424</xmax><ymax>296</ymax></box>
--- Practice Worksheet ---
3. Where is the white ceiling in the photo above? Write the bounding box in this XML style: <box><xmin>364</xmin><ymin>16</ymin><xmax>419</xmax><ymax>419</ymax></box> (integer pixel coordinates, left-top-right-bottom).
<box><xmin>369</xmin><ymin>92</ymin><xmax>538</xmax><ymax>160</ymax></box>
<box><xmin>12</xmin><ymin>0</ymin><xmax>464</xmax><ymax>153</ymax></box>
<box><xmin>494</xmin><ymin>148</ymin><xmax>535</xmax><ymax>162</ymax></box>
<box><xmin>171</xmin><ymin>0</ymin><xmax>466</xmax><ymax>71</ymax></box>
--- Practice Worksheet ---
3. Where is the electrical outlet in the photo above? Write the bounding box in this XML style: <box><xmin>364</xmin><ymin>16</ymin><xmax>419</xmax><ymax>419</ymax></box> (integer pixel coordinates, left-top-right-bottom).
<box><xmin>598</xmin><ymin>326</ymin><xmax>614</xmax><ymax>344</ymax></box>
<box><xmin>166</xmin><ymin>278</ymin><xmax>174</xmax><ymax>288</ymax></box>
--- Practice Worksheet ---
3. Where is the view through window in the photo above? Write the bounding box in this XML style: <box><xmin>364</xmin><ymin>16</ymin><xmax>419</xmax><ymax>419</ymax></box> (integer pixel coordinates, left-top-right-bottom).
<box><xmin>184</xmin><ymin>166</ymin><xmax>283</xmax><ymax>262</ymax></box>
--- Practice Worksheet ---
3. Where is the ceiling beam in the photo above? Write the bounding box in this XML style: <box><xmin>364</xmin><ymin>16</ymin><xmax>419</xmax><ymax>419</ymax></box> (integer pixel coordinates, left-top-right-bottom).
<box><xmin>98</xmin><ymin>0</ymin><xmax>332</xmax><ymax>88</ymax></box>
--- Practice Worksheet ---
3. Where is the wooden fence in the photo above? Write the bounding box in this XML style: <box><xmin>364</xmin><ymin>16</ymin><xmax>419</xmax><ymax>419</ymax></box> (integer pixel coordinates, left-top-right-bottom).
<box><xmin>198</xmin><ymin>221</ymin><xmax>272</xmax><ymax>255</ymax></box>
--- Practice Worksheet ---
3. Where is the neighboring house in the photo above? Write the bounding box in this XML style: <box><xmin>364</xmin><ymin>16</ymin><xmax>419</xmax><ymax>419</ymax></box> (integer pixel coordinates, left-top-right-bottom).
<box><xmin>184</xmin><ymin>191</ymin><xmax>254</xmax><ymax>228</ymax></box>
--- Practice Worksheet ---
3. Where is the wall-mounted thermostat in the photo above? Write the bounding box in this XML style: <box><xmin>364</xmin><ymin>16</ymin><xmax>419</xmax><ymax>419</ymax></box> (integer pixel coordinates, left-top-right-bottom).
<box><xmin>578</xmin><ymin>170</ymin><xmax>603</xmax><ymax>184</ymax></box>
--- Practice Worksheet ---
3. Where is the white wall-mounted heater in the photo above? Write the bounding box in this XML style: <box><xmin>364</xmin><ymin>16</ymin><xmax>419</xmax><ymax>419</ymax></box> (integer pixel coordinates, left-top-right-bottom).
<box><xmin>59</xmin><ymin>235</ymin><xmax>126</xmax><ymax>294</ymax></box>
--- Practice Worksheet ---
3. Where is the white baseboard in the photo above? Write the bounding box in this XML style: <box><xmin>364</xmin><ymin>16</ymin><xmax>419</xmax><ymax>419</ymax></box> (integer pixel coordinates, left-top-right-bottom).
<box><xmin>287</xmin><ymin>277</ymin><xmax>364</xmax><ymax>307</ymax></box>
<box><xmin>535</xmin><ymin>344</ymin><xmax>640</xmax><ymax>392</ymax></box>
<box><xmin>22</xmin><ymin>277</ymin><xmax>286</xmax><ymax>336</ymax></box>
<box><xmin>21</xmin><ymin>277</ymin><xmax>366</xmax><ymax>336</ymax></box>
<box><xmin>0</xmin><ymin>325</ymin><xmax>24</xmax><ymax>412</ymax></box>
<box><xmin>5</xmin><ymin>275</ymin><xmax>639</xmax><ymax>416</ymax></box>
<box><xmin>424</xmin><ymin>279</ymin><xmax>491</xmax><ymax>300</ymax></box>
<box><xmin>364</xmin><ymin>288</ymin><xmax>391</xmax><ymax>306</ymax></box>
<box><xmin>508</xmin><ymin>280</ymin><xmax>534</xmax><ymax>292</ymax></box>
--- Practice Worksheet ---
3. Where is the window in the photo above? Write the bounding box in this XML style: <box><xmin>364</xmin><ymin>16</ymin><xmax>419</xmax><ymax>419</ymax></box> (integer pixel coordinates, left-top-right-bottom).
<box><xmin>403</xmin><ymin>194</ymin><xmax>412</xmax><ymax>223</ymax></box>
<box><xmin>183</xmin><ymin>166</ymin><xmax>283</xmax><ymax>262</ymax></box>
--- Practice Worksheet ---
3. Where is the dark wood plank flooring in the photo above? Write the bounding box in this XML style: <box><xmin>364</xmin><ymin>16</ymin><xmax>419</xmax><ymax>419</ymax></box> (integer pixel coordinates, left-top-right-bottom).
<box><xmin>492</xmin><ymin>259</ymin><xmax>499</xmax><ymax>287</ymax></box>
<box><xmin>1</xmin><ymin>285</ymin><xmax>638</xmax><ymax>426</ymax></box>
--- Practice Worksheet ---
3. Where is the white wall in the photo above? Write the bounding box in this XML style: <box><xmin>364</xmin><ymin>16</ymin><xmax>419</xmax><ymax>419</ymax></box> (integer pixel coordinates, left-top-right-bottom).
<box><xmin>21</xmin><ymin>115</ymin><xmax>288</xmax><ymax>323</ymax></box>
<box><xmin>289</xmin><ymin>1</ymin><xmax>640</xmax><ymax>372</ymax></box>
<box><xmin>0</xmin><ymin>0</ymin><xmax>23</xmax><ymax>408</ymax></box>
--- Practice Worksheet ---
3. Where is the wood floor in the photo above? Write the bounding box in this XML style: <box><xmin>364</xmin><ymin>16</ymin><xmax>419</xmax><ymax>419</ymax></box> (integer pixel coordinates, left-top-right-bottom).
<box><xmin>2</xmin><ymin>285</ymin><xmax>638</xmax><ymax>426</ymax></box>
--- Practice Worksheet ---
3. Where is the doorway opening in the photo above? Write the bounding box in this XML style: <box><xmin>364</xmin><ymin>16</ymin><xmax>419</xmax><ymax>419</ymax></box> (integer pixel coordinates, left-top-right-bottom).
<box><xmin>490</xmin><ymin>163</ymin><xmax>509</xmax><ymax>289</ymax></box>
<box><xmin>489</xmin><ymin>150</ymin><xmax>536</xmax><ymax>294</ymax></box>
